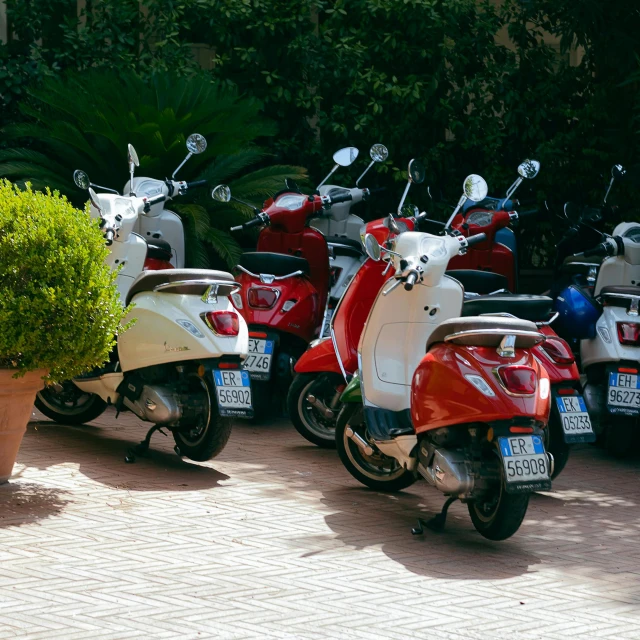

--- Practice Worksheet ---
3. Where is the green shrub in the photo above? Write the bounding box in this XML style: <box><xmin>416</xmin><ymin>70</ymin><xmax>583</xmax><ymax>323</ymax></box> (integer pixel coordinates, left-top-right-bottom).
<box><xmin>0</xmin><ymin>180</ymin><xmax>125</xmax><ymax>380</ymax></box>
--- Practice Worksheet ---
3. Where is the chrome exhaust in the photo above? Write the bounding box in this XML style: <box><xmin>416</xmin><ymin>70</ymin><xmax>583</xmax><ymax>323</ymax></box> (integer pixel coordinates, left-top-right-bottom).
<box><xmin>306</xmin><ymin>394</ymin><xmax>335</xmax><ymax>419</ymax></box>
<box><xmin>345</xmin><ymin>426</ymin><xmax>374</xmax><ymax>456</ymax></box>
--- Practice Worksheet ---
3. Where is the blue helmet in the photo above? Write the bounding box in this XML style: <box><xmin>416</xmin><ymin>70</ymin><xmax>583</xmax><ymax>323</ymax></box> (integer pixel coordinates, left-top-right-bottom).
<box><xmin>553</xmin><ymin>285</ymin><xmax>600</xmax><ymax>340</ymax></box>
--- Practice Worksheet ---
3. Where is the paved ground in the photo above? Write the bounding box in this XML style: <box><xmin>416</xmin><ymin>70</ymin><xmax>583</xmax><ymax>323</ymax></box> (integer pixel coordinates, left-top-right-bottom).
<box><xmin>1</xmin><ymin>409</ymin><xmax>640</xmax><ymax>640</ymax></box>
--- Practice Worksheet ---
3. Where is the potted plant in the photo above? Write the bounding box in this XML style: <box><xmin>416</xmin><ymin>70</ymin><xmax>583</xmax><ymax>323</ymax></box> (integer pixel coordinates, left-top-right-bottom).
<box><xmin>0</xmin><ymin>180</ymin><xmax>124</xmax><ymax>483</ymax></box>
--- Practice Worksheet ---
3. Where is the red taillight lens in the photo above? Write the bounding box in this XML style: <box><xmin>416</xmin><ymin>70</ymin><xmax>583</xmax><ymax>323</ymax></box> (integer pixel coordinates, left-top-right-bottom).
<box><xmin>247</xmin><ymin>287</ymin><xmax>278</xmax><ymax>309</ymax></box>
<box><xmin>498</xmin><ymin>366</ymin><xmax>537</xmax><ymax>395</ymax></box>
<box><xmin>617</xmin><ymin>322</ymin><xmax>640</xmax><ymax>346</ymax></box>
<box><xmin>540</xmin><ymin>337</ymin><xmax>575</xmax><ymax>365</ymax></box>
<box><xmin>204</xmin><ymin>311</ymin><xmax>239</xmax><ymax>336</ymax></box>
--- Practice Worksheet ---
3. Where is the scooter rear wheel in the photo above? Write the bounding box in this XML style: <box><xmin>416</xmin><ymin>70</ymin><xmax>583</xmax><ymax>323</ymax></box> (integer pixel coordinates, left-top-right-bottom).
<box><xmin>172</xmin><ymin>375</ymin><xmax>232</xmax><ymax>461</ymax></box>
<box><xmin>546</xmin><ymin>414</ymin><xmax>570</xmax><ymax>479</ymax></box>
<box><xmin>336</xmin><ymin>404</ymin><xmax>415</xmax><ymax>492</ymax></box>
<box><xmin>35</xmin><ymin>383</ymin><xmax>107</xmax><ymax>425</ymax></box>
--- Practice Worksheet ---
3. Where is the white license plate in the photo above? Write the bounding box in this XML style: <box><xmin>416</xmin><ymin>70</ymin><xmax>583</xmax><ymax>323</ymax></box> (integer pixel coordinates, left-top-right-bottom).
<box><xmin>555</xmin><ymin>395</ymin><xmax>594</xmax><ymax>440</ymax></box>
<box><xmin>244</xmin><ymin>339</ymin><xmax>274</xmax><ymax>379</ymax></box>
<box><xmin>607</xmin><ymin>372</ymin><xmax>640</xmax><ymax>415</ymax></box>
<box><xmin>499</xmin><ymin>435</ymin><xmax>550</xmax><ymax>488</ymax></box>
<box><xmin>213</xmin><ymin>369</ymin><xmax>253</xmax><ymax>417</ymax></box>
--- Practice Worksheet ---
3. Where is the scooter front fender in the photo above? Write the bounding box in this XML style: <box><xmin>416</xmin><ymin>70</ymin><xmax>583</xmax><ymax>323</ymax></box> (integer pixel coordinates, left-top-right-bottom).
<box><xmin>295</xmin><ymin>337</ymin><xmax>342</xmax><ymax>375</ymax></box>
<box><xmin>118</xmin><ymin>291</ymin><xmax>248</xmax><ymax>372</ymax></box>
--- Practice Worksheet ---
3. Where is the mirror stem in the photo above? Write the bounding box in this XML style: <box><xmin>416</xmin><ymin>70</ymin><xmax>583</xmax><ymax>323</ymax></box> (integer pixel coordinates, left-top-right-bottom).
<box><xmin>355</xmin><ymin>160</ymin><xmax>375</xmax><ymax>187</ymax></box>
<box><xmin>91</xmin><ymin>182</ymin><xmax>120</xmax><ymax>196</ymax></box>
<box><xmin>317</xmin><ymin>164</ymin><xmax>339</xmax><ymax>189</ymax></box>
<box><xmin>172</xmin><ymin>152</ymin><xmax>193</xmax><ymax>179</ymax></box>
<box><xmin>444</xmin><ymin>195</ymin><xmax>467</xmax><ymax>229</ymax></box>
<box><xmin>231</xmin><ymin>195</ymin><xmax>260</xmax><ymax>214</ymax></box>
<box><xmin>505</xmin><ymin>177</ymin><xmax>523</xmax><ymax>200</ymax></box>
<box><xmin>603</xmin><ymin>177</ymin><xmax>615</xmax><ymax>204</ymax></box>
<box><xmin>396</xmin><ymin>180</ymin><xmax>412</xmax><ymax>215</ymax></box>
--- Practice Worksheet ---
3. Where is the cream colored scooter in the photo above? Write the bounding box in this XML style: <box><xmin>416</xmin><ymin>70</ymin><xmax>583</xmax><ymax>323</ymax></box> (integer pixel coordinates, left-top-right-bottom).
<box><xmin>36</xmin><ymin>164</ymin><xmax>251</xmax><ymax>464</ymax></box>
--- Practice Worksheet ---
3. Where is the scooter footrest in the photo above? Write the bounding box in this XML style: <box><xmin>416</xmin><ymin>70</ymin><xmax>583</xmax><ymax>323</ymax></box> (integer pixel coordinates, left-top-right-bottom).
<box><xmin>364</xmin><ymin>407</ymin><xmax>413</xmax><ymax>440</ymax></box>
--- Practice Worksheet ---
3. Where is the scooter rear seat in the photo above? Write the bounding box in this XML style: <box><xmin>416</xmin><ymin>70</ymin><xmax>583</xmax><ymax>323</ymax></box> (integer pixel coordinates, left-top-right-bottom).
<box><xmin>237</xmin><ymin>252</ymin><xmax>310</xmax><ymax>277</ymax></box>
<box><xmin>427</xmin><ymin>316</ymin><xmax>543</xmax><ymax>350</ymax></box>
<box><xmin>462</xmin><ymin>293</ymin><xmax>553</xmax><ymax>322</ymax></box>
<box><xmin>126</xmin><ymin>269</ymin><xmax>235</xmax><ymax>305</ymax></box>
<box><xmin>599</xmin><ymin>285</ymin><xmax>640</xmax><ymax>298</ymax></box>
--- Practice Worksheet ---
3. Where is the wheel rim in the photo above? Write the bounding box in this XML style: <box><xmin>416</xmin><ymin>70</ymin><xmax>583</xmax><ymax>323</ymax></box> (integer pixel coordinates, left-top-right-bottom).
<box><xmin>298</xmin><ymin>377</ymin><xmax>340</xmax><ymax>441</ymax></box>
<box><xmin>175</xmin><ymin>375</ymin><xmax>212</xmax><ymax>446</ymax></box>
<box><xmin>343</xmin><ymin>416</ymin><xmax>406</xmax><ymax>482</ymax></box>
<box><xmin>37</xmin><ymin>383</ymin><xmax>99</xmax><ymax>417</ymax></box>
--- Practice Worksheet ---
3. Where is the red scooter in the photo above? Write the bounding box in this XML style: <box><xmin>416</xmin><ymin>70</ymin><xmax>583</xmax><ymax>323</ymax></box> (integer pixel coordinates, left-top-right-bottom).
<box><xmin>210</xmin><ymin>181</ymin><xmax>354</xmax><ymax>412</ymax></box>
<box><xmin>288</xmin><ymin>161</ymin><xmax>424</xmax><ymax>446</ymax></box>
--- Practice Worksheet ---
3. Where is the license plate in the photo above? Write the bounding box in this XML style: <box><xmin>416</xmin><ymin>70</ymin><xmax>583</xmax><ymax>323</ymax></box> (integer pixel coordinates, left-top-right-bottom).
<box><xmin>243</xmin><ymin>339</ymin><xmax>274</xmax><ymax>381</ymax></box>
<box><xmin>213</xmin><ymin>369</ymin><xmax>253</xmax><ymax>418</ymax></box>
<box><xmin>498</xmin><ymin>435</ymin><xmax>551</xmax><ymax>493</ymax></box>
<box><xmin>607</xmin><ymin>372</ymin><xmax>640</xmax><ymax>415</ymax></box>
<box><xmin>554</xmin><ymin>395</ymin><xmax>595</xmax><ymax>443</ymax></box>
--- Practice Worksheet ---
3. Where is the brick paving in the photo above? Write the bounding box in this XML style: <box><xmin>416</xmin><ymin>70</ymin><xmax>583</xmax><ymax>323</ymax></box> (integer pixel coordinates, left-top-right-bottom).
<box><xmin>1</xmin><ymin>408</ymin><xmax>639</xmax><ymax>639</ymax></box>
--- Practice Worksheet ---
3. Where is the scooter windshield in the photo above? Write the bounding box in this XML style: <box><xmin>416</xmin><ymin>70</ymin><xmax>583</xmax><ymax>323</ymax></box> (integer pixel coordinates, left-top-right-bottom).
<box><xmin>275</xmin><ymin>194</ymin><xmax>307</xmax><ymax>211</ymax></box>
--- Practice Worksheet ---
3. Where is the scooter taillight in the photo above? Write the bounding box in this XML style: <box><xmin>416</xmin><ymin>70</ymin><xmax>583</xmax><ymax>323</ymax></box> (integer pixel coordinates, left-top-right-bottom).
<box><xmin>203</xmin><ymin>311</ymin><xmax>239</xmax><ymax>336</ymax></box>
<box><xmin>248</xmin><ymin>287</ymin><xmax>279</xmax><ymax>309</ymax></box>
<box><xmin>540</xmin><ymin>337</ymin><xmax>574</xmax><ymax>365</ymax></box>
<box><xmin>617</xmin><ymin>322</ymin><xmax>640</xmax><ymax>346</ymax></box>
<box><xmin>497</xmin><ymin>366</ymin><xmax>536</xmax><ymax>395</ymax></box>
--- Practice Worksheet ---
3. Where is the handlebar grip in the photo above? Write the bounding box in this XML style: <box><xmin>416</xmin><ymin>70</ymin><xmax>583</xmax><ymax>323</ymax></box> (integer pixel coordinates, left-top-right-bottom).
<box><xmin>105</xmin><ymin>230</ymin><xmax>115</xmax><ymax>246</ymax></box>
<box><xmin>244</xmin><ymin>216</ymin><xmax>265</xmax><ymax>229</ymax></box>
<box><xmin>404</xmin><ymin>271</ymin><xmax>418</xmax><ymax>291</ymax></box>
<box><xmin>186</xmin><ymin>179</ymin><xmax>207</xmax><ymax>189</ymax></box>
<box><xmin>147</xmin><ymin>194</ymin><xmax>166</xmax><ymax>206</ymax></box>
<box><xmin>230</xmin><ymin>225</ymin><xmax>243</xmax><ymax>232</ymax></box>
<box><xmin>330</xmin><ymin>192</ymin><xmax>353</xmax><ymax>205</ymax></box>
<box><xmin>582</xmin><ymin>242</ymin><xmax>609</xmax><ymax>258</ymax></box>
<box><xmin>466</xmin><ymin>232</ymin><xmax>487</xmax><ymax>247</ymax></box>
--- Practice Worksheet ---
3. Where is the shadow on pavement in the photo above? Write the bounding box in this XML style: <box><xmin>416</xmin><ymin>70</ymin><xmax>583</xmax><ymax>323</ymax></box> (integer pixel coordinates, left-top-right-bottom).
<box><xmin>19</xmin><ymin>420</ymin><xmax>229</xmax><ymax>492</ymax></box>
<box><xmin>0</xmin><ymin>481</ymin><xmax>69</xmax><ymax>529</ymax></box>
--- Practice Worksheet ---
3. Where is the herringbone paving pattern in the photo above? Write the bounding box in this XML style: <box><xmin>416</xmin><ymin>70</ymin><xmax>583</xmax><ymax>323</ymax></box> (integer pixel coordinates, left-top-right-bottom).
<box><xmin>1</xmin><ymin>409</ymin><xmax>639</xmax><ymax>639</ymax></box>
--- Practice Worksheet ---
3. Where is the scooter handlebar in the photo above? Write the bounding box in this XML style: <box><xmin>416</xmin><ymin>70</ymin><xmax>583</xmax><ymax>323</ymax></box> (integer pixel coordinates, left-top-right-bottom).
<box><xmin>104</xmin><ymin>229</ymin><xmax>115</xmax><ymax>246</ymax></box>
<box><xmin>466</xmin><ymin>232</ymin><xmax>487</xmax><ymax>247</ymax></box>
<box><xmin>329</xmin><ymin>192</ymin><xmax>353</xmax><ymax>205</ymax></box>
<box><xmin>230</xmin><ymin>212</ymin><xmax>268</xmax><ymax>232</ymax></box>
<box><xmin>404</xmin><ymin>271</ymin><xmax>418</xmax><ymax>291</ymax></box>
<box><xmin>186</xmin><ymin>179</ymin><xmax>208</xmax><ymax>189</ymax></box>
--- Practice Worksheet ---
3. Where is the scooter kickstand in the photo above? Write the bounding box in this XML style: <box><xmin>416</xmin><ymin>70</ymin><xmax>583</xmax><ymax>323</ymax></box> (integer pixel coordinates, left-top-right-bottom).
<box><xmin>411</xmin><ymin>497</ymin><xmax>458</xmax><ymax>535</ymax></box>
<box><xmin>124</xmin><ymin>424</ymin><xmax>165</xmax><ymax>463</ymax></box>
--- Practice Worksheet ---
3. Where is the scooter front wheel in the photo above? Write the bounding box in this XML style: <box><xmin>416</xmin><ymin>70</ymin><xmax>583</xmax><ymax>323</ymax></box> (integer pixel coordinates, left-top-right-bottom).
<box><xmin>35</xmin><ymin>383</ymin><xmax>107</xmax><ymax>425</ymax></box>
<box><xmin>172</xmin><ymin>375</ymin><xmax>232</xmax><ymax>462</ymax></box>
<box><xmin>287</xmin><ymin>372</ymin><xmax>344</xmax><ymax>448</ymax></box>
<box><xmin>335</xmin><ymin>404</ymin><xmax>415</xmax><ymax>492</ymax></box>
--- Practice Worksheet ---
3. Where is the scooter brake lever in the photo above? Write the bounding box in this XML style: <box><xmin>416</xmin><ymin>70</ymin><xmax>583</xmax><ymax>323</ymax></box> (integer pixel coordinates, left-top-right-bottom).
<box><xmin>382</xmin><ymin>278</ymin><xmax>402</xmax><ymax>296</ymax></box>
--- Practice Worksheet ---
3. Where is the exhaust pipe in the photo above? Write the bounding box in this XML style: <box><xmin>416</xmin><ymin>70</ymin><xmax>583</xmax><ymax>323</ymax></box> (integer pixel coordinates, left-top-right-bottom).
<box><xmin>306</xmin><ymin>394</ymin><xmax>335</xmax><ymax>419</ymax></box>
<box><xmin>345</xmin><ymin>426</ymin><xmax>374</xmax><ymax>456</ymax></box>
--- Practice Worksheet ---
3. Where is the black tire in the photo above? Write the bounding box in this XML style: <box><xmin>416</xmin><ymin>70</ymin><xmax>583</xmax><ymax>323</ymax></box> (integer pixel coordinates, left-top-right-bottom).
<box><xmin>287</xmin><ymin>372</ymin><xmax>344</xmax><ymax>448</ymax></box>
<box><xmin>547</xmin><ymin>415</ymin><xmax>570</xmax><ymax>479</ymax></box>
<box><xmin>35</xmin><ymin>383</ymin><xmax>107</xmax><ymax>425</ymax></box>
<box><xmin>172</xmin><ymin>375</ymin><xmax>233</xmax><ymax>461</ymax></box>
<box><xmin>335</xmin><ymin>404</ymin><xmax>416</xmax><ymax>492</ymax></box>
<box><xmin>605</xmin><ymin>417</ymin><xmax>637</xmax><ymax>459</ymax></box>
<box><xmin>249</xmin><ymin>379</ymin><xmax>275</xmax><ymax>421</ymax></box>
<box><xmin>468</xmin><ymin>477</ymin><xmax>530</xmax><ymax>541</ymax></box>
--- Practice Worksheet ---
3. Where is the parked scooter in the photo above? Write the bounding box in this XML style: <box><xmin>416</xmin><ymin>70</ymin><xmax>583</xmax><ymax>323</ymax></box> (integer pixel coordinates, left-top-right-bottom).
<box><xmin>36</xmin><ymin>151</ymin><xmax>251</xmax><ymax>464</ymax></box>
<box><xmin>210</xmin><ymin>173</ymin><xmax>355</xmax><ymax>412</ymax></box>
<box><xmin>550</xmin><ymin>166</ymin><xmax>640</xmax><ymax>456</ymax></box>
<box><xmin>335</xmin><ymin>172</ymin><xmax>553</xmax><ymax>541</ymax></box>
<box><xmin>287</xmin><ymin>159</ymin><xmax>424</xmax><ymax>446</ymax></box>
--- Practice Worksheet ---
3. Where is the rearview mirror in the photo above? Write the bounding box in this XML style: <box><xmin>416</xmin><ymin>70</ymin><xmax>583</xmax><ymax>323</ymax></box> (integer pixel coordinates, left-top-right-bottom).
<box><xmin>212</xmin><ymin>184</ymin><xmax>231</xmax><ymax>203</ymax></box>
<box><xmin>333</xmin><ymin>147</ymin><xmax>359</xmax><ymax>167</ymax></box>
<box><xmin>612</xmin><ymin>164</ymin><xmax>626</xmax><ymax>181</ymax></box>
<box><xmin>408</xmin><ymin>159</ymin><xmax>426</xmax><ymax>185</ymax></box>
<box><xmin>400</xmin><ymin>203</ymin><xmax>419</xmax><ymax>218</ymax></box>
<box><xmin>127</xmin><ymin>143</ymin><xmax>139</xmax><ymax>195</ymax></box>
<box><xmin>463</xmin><ymin>174</ymin><xmax>488</xmax><ymax>202</ymax></box>
<box><xmin>186</xmin><ymin>133</ymin><xmax>207</xmax><ymax>155</ymax></box>
<box><xmin>363</xmin><ymin>233</ymin><xmax>381</xmax><ymax>261</ymax></box>
<box><xmin>356</xmin><ymin>143</ymin><xmax>388</xmax><ymax>186</ymax></box>
<box><xmin>73</xmin><ymin>170</ymin><xmax>90</xmax><ymax>190</ymax></box>
<box><xmin>518</xmin><ymin>159</ymin><xmax>540</xmax><ymax>179</ymax></box>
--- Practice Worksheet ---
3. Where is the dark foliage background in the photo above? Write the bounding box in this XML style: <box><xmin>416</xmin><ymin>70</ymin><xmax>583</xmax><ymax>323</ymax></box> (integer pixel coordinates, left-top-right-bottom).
<box><xmin>1</xmin><ymin>0</ymin><xmax>640</xmax><ymax>270</ymax></box>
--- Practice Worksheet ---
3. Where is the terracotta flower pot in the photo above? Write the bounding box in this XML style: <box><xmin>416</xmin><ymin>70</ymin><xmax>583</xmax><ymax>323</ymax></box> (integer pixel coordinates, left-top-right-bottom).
<box><xmin>0</xmin><ymin>369</ymin><xmax>46</xmax><ymax>484</ymax></box>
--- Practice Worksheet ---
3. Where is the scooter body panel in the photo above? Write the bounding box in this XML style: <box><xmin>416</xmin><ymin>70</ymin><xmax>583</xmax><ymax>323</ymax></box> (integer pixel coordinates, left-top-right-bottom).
<box><xmin>594</xmin><ymin>249</ymin><xmax>640</xmax><ymax>295</ymax></box>
<box><xmin>411</xmin><ymin>344</ymin><xmax>550</xmax><ymax>433</ymax></box>
<box><xmin>311</xmin><ymin>214</ymin><xmax>365</xmax><ymax>242</ymax></box>
<box><xmin>581</xmin><ymin>306</ymin><xmax>640</xmax><ymax>368</ymax></box>
<box><xmin>118</xmin><ymin>291</ymin><xmax>248</xmax><ymax>372</ymax></box>
<box><xmin>233</xmin><ymin>270</ymin><xmax>321</xmax><ymax>343</ymax></box>
<box><xmin>535</xmin><ymin>326</ymin><xmax>580</xmax><ymax>383</ymax></box>
<box><xmin>327</xmin><ymin>252</ymin><xmax>364</xmax><ymax>303</ymax></box>
<box><xmin>294</xmin><ymin>337</ymin><xmax>341</xmax><ymax>374</ymax></box>
<box><xmin>110</xmin><ymin>232</ymin><xmax>147</xmax><ymax>301</ymax></box>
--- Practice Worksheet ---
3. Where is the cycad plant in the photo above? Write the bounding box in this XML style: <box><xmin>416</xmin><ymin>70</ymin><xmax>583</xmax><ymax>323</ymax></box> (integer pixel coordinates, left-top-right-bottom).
<box><xmin>0</xmin><ymin>70</ymin><xmax>307</xmax><ymax>267</ymax></box>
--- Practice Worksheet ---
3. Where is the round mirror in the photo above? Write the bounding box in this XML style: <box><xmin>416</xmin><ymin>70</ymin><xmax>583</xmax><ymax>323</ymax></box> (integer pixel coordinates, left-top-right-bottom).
<box><xmin>400</xmin><ymin>203</ymin><xmax>419</xmax><ymax>218</ymax></box>
<box><xmin>612</xmin><ymin>164</ymin><xmax>626</xmax><ymax>181</ymax></box>
<box><xmin>211</xmin><ymin>184</ymin><xmax>231</xmax><ymax>203</ymax></box>
<box><xmin>333</xmin><ymin>147</ymin><xmax>359</xmax><ymax>167</ymax></box>
<box><xmin>73</xmin><ymin>169</ymin><xmax>90</xmax><ymax>190</ymax></box>
<box><xmin>463</xmin><ymin>174</ymin><xmax>488</xmax><ymax>202</ymax></box>
<box><xmin>370</xmin><ymin>143</ymin><xmax>388</xmax><ymax>163</ymax></box>
<box><xmin>363</xmin><ymin>233</ymin><xmax>381</xmax><ymax>261</ymax></box>
<box><xmin>186</xmin><ymin>133</ymin><xmax>207</xmax><ymax>155</ymax></box>
<box><xmin>127</xmin><ymin>143</ymin><xmax>140</xmax><ymax>167</ymax></box>
<box><xmin>518</xmin><ymin>159</ymin><xmax>540</xmax><ymax>179</ymax></box>
<box><xmin>408</xmin><ymin>159</ymin><xmax>426</xmax><ymax>184</ymax></box>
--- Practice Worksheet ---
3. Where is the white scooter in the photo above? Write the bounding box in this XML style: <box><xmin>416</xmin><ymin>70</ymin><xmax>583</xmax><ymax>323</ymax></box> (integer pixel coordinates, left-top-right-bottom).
<box><xmin>36</xmin><ymin>151</ymin><xmax>252</xmax><ymax>464</ymax></box>
<box><xmin>312</xmin><ymin>144</ymin><xmax>388</xmax><ymax>336</ymax></box>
